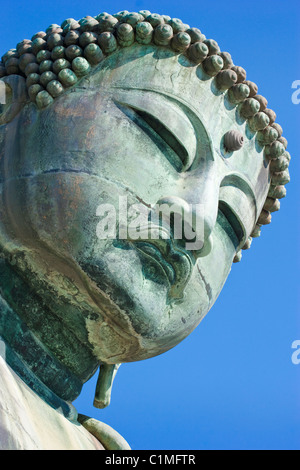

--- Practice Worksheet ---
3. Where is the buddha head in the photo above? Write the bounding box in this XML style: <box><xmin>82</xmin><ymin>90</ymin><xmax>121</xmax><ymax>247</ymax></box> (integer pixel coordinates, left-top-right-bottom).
<box><xmin>0</xmin><ymin>11</ymin><xmax>290</xmax><ymax>404</ymax></box>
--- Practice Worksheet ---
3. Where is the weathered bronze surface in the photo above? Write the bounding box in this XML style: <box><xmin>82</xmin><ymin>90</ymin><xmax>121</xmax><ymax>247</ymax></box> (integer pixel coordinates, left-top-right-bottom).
<box><xmin>0</xmin><ymin>9</ymin><xmax>290</xmax><ymax>449</ymax></box>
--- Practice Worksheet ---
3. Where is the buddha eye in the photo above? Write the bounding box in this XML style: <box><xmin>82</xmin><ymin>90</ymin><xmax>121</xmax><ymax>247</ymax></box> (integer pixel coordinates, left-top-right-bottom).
<box><xmin>117</xmin><ymin>102</ymin><xmax>189</xmax><ymax>171</ymax></box>
<box><xmin>218</xmin><ymin>176</ymin><xmax>256</xmax><ymax>249</ymax></box>
<box><xmin>113</xmin><ymin>90</ymin><xmax>197</xmax><ymax>171</ymax></box>
<box><xmin>134</xmin><ymin>108</ymin><xmax>189</xmax><ymax>166</ymax></box>
<box><xmin>218</xmin><ymin>200</ymin><xmax>245</xmax><ymax>248</ymax></box>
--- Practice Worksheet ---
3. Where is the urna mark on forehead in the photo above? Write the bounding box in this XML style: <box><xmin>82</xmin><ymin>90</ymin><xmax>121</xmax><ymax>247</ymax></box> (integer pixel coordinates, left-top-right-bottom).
<box><xmin>0</xmin><ymin>9</ymin><xmax>291</xmax><ymax>261</ymax></box>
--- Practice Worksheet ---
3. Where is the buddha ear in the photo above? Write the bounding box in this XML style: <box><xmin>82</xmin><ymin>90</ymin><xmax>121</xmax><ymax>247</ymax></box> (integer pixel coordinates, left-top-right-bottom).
<box><xmin>0</xmin><ymin>75</ymin><xmax>28</xmax><ymax>125</ymax></box>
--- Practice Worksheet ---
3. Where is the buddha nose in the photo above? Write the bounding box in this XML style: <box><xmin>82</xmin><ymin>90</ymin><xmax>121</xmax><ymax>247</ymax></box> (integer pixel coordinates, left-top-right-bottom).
<box><xmin>154</xmin><ymin>160</ymin><xmax>220</xmax><ymax>257</ymax></box>
<box><xmin>154</xmin><ymin>191</ymin><xmax>217</xmax><ymax>258</ymax></box>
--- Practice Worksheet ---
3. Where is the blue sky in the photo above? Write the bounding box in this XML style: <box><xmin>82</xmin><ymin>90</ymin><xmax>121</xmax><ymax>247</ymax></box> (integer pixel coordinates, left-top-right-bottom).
<box><xmin>1</xmin><ymin>0</ymin><xmax>299</xmax><ymax>450</ymax></box>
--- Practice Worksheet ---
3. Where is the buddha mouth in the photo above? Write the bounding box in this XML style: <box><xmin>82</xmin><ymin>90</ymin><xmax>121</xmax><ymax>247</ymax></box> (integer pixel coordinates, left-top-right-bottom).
<box><xmin>127</xmin><ymin>225</ymin><xmax>194</xmax><ymax>301</ymax></box>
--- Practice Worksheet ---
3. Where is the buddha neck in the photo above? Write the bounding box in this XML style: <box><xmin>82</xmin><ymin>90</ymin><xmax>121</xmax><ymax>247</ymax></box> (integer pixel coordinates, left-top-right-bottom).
<box><xmin>0</xmin><ymin>330</ymin><xmax>78</xmax><ymax>422</ymax></box>
<box><xmin>0</xmin><ymin>257</ymin><xmax>99</xmax><ymax>407</ymax></box>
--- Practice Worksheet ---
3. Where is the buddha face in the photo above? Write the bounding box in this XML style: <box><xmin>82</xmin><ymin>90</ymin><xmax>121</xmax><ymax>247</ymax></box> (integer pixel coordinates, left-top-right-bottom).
<box><xmin>0</xmin><ymin>44</ymin><xmax>269</xmax><ymax>364</ymax></box>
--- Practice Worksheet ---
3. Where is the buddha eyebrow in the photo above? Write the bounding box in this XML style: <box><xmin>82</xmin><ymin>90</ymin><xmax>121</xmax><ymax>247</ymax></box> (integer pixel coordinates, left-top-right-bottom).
<box><xmin>112</xmin><ymin>85</ymin><xmax>206</xmax><ymax>127</ymax></box>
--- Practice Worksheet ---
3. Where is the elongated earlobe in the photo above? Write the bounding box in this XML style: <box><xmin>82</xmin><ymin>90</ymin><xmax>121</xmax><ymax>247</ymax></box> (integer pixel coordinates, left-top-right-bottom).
<box><xmin>0</xmin><ymin>75</ymin><xmax>27</xmax><ymax>125</ymax></box>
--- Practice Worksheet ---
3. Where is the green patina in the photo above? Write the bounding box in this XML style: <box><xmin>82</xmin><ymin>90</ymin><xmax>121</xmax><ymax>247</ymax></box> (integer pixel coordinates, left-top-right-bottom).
<box><xmin>0</xmin><ymin>10</ymin><xmax>290</xmax><ymax>417</ymax></box>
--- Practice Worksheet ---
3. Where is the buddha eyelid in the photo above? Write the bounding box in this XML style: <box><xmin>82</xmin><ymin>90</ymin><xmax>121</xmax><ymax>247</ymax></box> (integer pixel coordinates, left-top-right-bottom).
<box><xmin>112</xmin><ymin>89</ymin><xmax>197</xmax><ymax>171</ymax></box>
